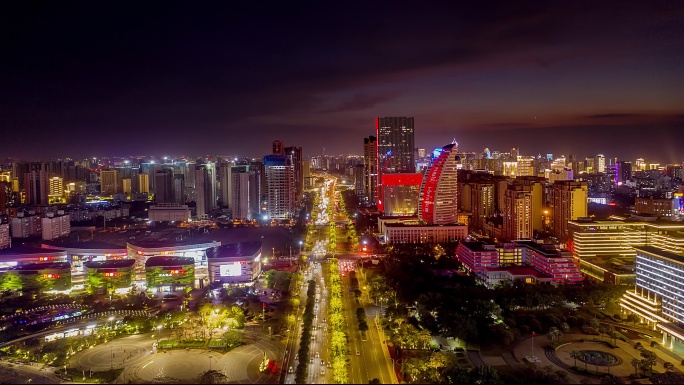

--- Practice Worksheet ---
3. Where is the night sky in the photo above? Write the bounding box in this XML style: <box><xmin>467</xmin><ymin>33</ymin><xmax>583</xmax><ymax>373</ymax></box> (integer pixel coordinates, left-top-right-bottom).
<box><xmin>1</xmin><ymin>1</ymin><xmax>683</xmax><ymax>162</ymax></box>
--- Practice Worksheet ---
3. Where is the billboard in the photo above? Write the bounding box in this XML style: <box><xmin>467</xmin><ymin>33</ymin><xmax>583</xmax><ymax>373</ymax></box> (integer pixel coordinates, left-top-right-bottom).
<box><xmin>220</xmin><ymin>262</ymin><xmax>242</xmax><ymax>277</ymax></box>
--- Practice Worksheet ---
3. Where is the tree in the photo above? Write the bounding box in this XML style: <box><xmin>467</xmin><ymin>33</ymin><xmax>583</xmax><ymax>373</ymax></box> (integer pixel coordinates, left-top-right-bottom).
<box><xmin>650</xmin><ymin>372</ymin><xmax>684</xmax><ymax>384</ymax></box>
<box><xmin>570</xmin><ymin>351</ymin><xmax>580</xmax><ymax>368</ymax></box>
<box><xmin>368</xmin><ymin>379</ymin><xmax>381</xmax><ymax>384</ymax></box>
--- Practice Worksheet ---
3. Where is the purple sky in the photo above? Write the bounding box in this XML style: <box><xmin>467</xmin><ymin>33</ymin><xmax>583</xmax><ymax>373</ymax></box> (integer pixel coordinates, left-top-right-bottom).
<box><xmin>1</xmin><ymin>1</ymin><xmax>683</xmax><ymax>163</ymax></box>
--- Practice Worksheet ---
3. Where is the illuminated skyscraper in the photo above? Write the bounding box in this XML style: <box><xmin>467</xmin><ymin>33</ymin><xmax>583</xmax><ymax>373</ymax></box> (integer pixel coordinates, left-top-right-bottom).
<box><xmin>138</xmin><ymin>173</ymin><xmax>150</xmax><ymax>194</ymax></box>
<box><xmin>264</xmin><ymin>155</ymin><xmax>295</xmax><ymax>220</ymax></box>
<box><xmin>285</xmin><ymin>146</ymin><xmax>303</xmax><ymax>204</ymax></box>
<box><xmin>48</xmin><ymin>176</ymin><xmax>63</xmax><ymax>196</ymax></box>
<box><xmin>595</xmin><ymin>154</ymin><xmax>606</xmax><ymax>173</ymax></box>
<box><xmin>419</xmin><ymin>143</ymin><xmax>458</xmax><ymax>224</ymax></box>
<box><xmin>616</xmin><ymin>161</ymin><xmax>632</xmax><ymax>185</ymax></box>
<box><xmin>377</xmin><ymin>117</ymin><xmax>415</xmax><ymax>175</ymax></box>
<box><xmin>551</xmin><ymin>180</ymin><xmax>588</xmax><ymax>241</ymax></box>
<box><xmin>503</xmin><ymin>184</ymin><xmax>533</xmax><ymax>241</ymax></box>
<box><xmin>376</xmin><ymin>117</ymin><xmax>416</xmax><ymax>213</ymax></box>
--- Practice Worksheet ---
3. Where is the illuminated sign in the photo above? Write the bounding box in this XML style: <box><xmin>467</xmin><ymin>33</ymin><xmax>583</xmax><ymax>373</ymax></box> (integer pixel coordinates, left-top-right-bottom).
<box><xmin>42</xmin><ymin>274</ymin><xmax>60</xmax><ymax>279</ymax></box>
<box><xmin>220</xmin><ymin>262</ymin><xmax>242</xmax><ymax>277</ymax></box>
<box><xmin>39</xmin><ymin>257</ymin><xmax>56</xmax><ymax>261</ymax></box>
<box><xmin>104</xmin><ymin>272</ymin><xmax>121</xmax><ymax>277</ymax></box>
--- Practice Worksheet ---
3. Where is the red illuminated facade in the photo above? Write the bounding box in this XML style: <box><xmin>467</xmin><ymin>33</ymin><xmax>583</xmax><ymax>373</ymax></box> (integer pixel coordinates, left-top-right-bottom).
<box><xmin>419</xmin><ymin>143</ymin><xmax>458</xmax><ymax>224</ymax></box>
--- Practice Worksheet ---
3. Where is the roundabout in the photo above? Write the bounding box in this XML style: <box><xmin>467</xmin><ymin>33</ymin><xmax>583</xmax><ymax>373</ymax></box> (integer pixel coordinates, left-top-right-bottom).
<box><xmin>576</xmin><ymin>350</ymin><xmax>621</xmax><ymax>367</ymax></box>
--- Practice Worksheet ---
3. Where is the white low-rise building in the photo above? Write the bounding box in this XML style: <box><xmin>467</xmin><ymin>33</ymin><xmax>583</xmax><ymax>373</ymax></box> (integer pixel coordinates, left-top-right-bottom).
<box><xmin>384</xmin><ymin>223</ymin><xmax>468</xmax><ymax>244</ymax></box>
<box><xmin>148</xmin><ymin>203</ymin><xmax>191</xmax><ymax>222</ymax></box>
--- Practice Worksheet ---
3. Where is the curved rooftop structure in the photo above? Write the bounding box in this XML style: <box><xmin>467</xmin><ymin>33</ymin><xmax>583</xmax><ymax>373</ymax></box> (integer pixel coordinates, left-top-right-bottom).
<box><xmin>145</xmin><ymin>256</ymin><xmax>196</xmax><ymax>268</ymax></box>
<box><xmin>84</xmin><ymin>259</ymin><xmax>136</xmax><ymax>269</ymax></box>
<box><xmin>206</xmin><ymin>241</ymin><xmax>262</xmax><ymax>260</ymax></box>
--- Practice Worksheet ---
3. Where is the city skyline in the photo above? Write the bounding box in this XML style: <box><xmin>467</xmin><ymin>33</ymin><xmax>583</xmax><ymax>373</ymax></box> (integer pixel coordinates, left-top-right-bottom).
<box><xmin>1</xmin><ymin>2</ymin><xmax>683</xmax><ymax>162</ymax></box>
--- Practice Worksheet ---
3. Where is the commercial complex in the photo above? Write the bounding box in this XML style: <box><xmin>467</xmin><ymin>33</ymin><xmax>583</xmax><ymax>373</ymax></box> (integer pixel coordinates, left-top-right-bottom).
<box><xmin>620</xmin><ymin>246</ymin><xmax>684</xmax><ymax>351</ymax></box>
<box><xmin>383</xmin><ymin>222</ymin><xmax>467</xmax><ymax>244</ymax></box>
<box><xmin>0</xmin><ymin>238</ymin><xmax>264</xmax><ymax>294</ymax></box>
<box><xmin>456</xmin><ymin>240</ymin><xmax>582</xmax><ymax>286</ymax></box>
<box><xmin>206</xmin><ymin>241</ymin><xmax>262</xmax><ymax>284</ymax></box>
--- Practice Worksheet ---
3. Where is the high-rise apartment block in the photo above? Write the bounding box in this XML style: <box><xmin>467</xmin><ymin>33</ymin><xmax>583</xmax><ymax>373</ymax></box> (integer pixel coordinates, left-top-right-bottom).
<box><xmin>264</xmin><ymin>155</ymin><xmax>295</xmax><ymax>220</ymax></box>
<box><xmin>419</xmin><ymin>143</ymin><xmax>458</xmax><ymax>224</ymax></box>
<box><xmin>100</xmin><ymin>170</ymin><xmax>119</xmax><ymax>195</ymax></box>
<box><xmin>195</xmin><ymin>164</ymin><xmax>216</xmax><ymax>219</ymax></box>
<box><xmin>551</xmin><ymin>180</ymin><xmax>588</xmax><ymax>241</ymax></box>
<box><xmin>503</xmin><ymin>184</ymin><xmax>534</xmax><ymax>240</ymax></box>
<box><xmin>154</xmin><ymin>169</ymin><xmax>174</xmax><ymax>203</ymax></box>
<box><xmin>219</xmin><ymin>162</ymin><xmax>233</xmax><ymax>209</ymax></box>
<box><xmin>231</xmin><ymin>165</ymin><xmax>261</xmax><ymax>221</ymax></box>
<box><xmin>616</xmin><ymin>161</ymin><xmax>632</xmax><ymax>185</ymax></box>
<box><xmin>42</xmin><ymin>212</ymin><xmax>70</xmax><ymax>240</ymax></box>
<box><xmin>595</xmin><ymin>154</ymin><xmax>606</xmax><ymax>173</ymax></box>
<box><xmin>24</xmin><ymin>170</ymin><xmax>49</xmax><ymax>205</ymax></box>
<box><xmin>363</xmin><ymin>136</ymin><xmax>378</xmax><ymax>205</ymax></box>
<box><xmin>0</xmin><ymin>223</ymin><xmax>10</xmax><ymax>250</ymax></box>
<box><xmin>285</xmin><ymin>146</ymin><xmax>303</xmax><ymax>204</ymax></box>
<box><xmin>138</xmin><ymin>173</ymin><xmax>150</xmax><ymax>194</ymax></box>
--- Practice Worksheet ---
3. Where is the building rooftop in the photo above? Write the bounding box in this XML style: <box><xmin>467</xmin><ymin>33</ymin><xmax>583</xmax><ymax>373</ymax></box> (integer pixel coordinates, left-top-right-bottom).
<box><xmin>206</xmin><ymin>241</ymin><xmax>262</xmax><ymax>260</ymax></box>
<box><xmin>9</xmin><ymin>262</ymin><xmax>71</xmax><ymax>271</ymax></box>
<box><xmin>42</xmin><ymin>240</ymin><xmax>127</xmax><ymax>251</ymax></box>
<box><xmin>145</xmin><ymin>256</ymin><xmax>196</xmax><ymax>268</ymax></box>
<box><xmin>634</xmin><ymin>246</ymin><xmax>684</xmax><ymax>265</ymax></box>
<box><xmin>459</xmin><ymin>241</ymin><xmax>497</xmax><ymax>252</ymax></box>
<box><xmin>385</xmin><ymin>222</ymin><xmax>466</xmax><ymax>228</ymax></box>
<box><xmin>485</xmin><ymin>266</ymin><xmax>552</xmax><ymax>279</ymax></box>
<box><xmin>84</xmin><ymin>259</ymin><xmax>136</xmax><ymax>269</ymax></box>
<box><xmin>0</xmin><ymin>247</ymin><xmax>66</xmax><ymax>256</ymax></box>
<box><xmin>514</xmin><ymin>240</ymin><xmax>568</xmax><ymax>256</ymax></box>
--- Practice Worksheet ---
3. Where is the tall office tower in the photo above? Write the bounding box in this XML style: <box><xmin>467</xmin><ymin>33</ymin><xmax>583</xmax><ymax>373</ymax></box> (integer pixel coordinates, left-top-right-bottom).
<box><xmin>48</xmin><ymin>177</ymin><xmax>63</xmax><ymax>196</ymax></box>
<box><xmin>273</xmin><ymin>140</ymin><xmax>285</xmax><ymax>156</ymax></box>
<box><xmin>516</xmin><ymin>156</ymin><xmax>536</xmax><ymax>177</ymax></box>
<box><xmin>513</xmin><ymin>176</ymin><xmax>545</xmax><ymax>232</ymax></box>
<box><xmin>377</xmin><ymin>117</ymin><xmax>415</xmax><ymax>176</ymax></box>
<box><xmin>616</xmin><ymin>161</ymin><xmax>632</xmax><ymax>185</ymax></box>
<box><xmin>138</xmin><ymin>173</ymin><xmax>150</xmax><ymax>194</ymax></box>
<box><xmin>551</xmin><ymin>180</ymin><xmax>588</xmax><ymax>241</ymax></box>
<box><xmin>24</xmin><ymin>170</ymin><xmax>49</xmax><ymax>205</ymax></box>
<box><xmin>503</xmin><ymin>184</ymin><xmax>534</xmax><ymax>241</ymax></box>
<box><xmin>285</xmin><ymin>146</ymin><xmax>304</xmax><ymax>204</ymax></box>
<box><xmin>419</xmin><ymin>142</ymin><xmax>458</xmax><ymax>224</ymax></box>
<box><xmin>584</xmin><ymin>157</ymin><xmax>595</xmax><ymax>174</ymax></box>
<box><xmin>154</xmin><ymin>169</ymin><xmax>174</xmax><ymax>203</ymax></box>
<box><xmin>219</xmin><ymin>162</ymin><xmax>233</xmax><ymax>208</ymax></box>
<box><xmin>363</xmin><ymin>136</ymin><xmax>378</xmax><ymax>205</ymax></box>
<box><xmin>195</xmin><ymin>165</ymin><xmax>213</xmax><ymax>219</ymax></box>
<box><xmin>354</xmin><ymin>164</ymin><xmax>365</xmax><ymax>199</ymax></box>
<box><xmin>471</xmin><ymin>181</ymin><xmax>495</xmax><ymax>232</ymax></box>
<box><xmin>174</xmin><ymin>174</ymin><xmax>185</xmax><ymax>204</ymax></box>
<box><xmin>595</xmin><ymin>154</ymin><xmax>606</xmax><ymax>173</ymax></box>
<box><xmin>232</xmin><ymin>166</ymin><xmax>250</xmax><ymax>220</ymax></box>
<box><xmin>376</xmin><ymin>117</ymin><xmax>416</xmax><ymax>213</ymax></box>
<box><xmin>100</xmin><ymin>170</ymin><xmax>119</xmax><ymax>195</ymax></box>
<box><xmin>264</xmin><ymin>155</ymin><xmax>295</xmax><ymax>220</ymax></box>
<box><xmin>122</xmin><ymin>178</ymin><xmax>132</xmax><ymax>195</ymax></box>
